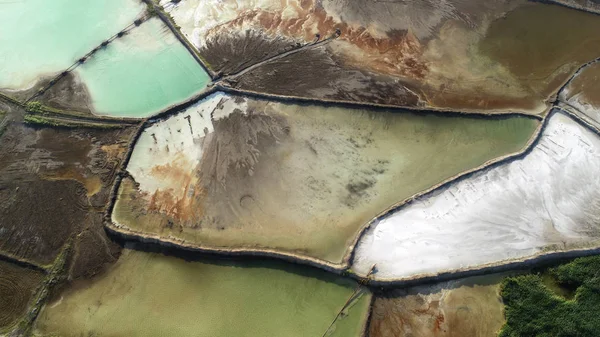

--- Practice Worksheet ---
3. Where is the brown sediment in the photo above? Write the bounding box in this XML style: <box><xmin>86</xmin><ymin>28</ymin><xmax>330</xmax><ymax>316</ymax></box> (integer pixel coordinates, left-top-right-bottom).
<box><xmin>422</xmin><ymin>87</ymin><xmax>543</xmax><ymax>112</ymax></box>
<box><xmin>369</xmin><ymin>274</ymin><xmax>507</xmax><ymax>337</ymax></box>
<box><xmin>564</xmin><ymin>61</ymin><xmax>600</xmax><ymax>107</ymax></box>
<box><xmin>69</xmin><ymin>219</ymin><xmax>121</xmax><ymax>280</ymax></box>
<box><xmin>0</xmin><ymin>260</ymin><xmax>45</xmax><ymax>330</ymax></box>
<box><xmin>4</xmin><ymin>73</ymin><xmax>94</xmax><ymax>115</ymax></box>
<box><xmin>203</xmin><ymin>1</ymin><xmax>427</xmax><ymax>80</ymax></box>
<box><xmin>36</xmin><ymin>72</ymin><xmax>94</xmax><ymax>114</ymax></box>
<box><xmin>232</xmin><ymin>45</ymin><xmax>420</xmax><ymax>107</ymax></box>
<box><xmin>479</xmin><ymin>2</ymin><xmax>600</xmax><ymax>100</ymax></box>
<box><xmin>0</xmin><ymin>118</ymin><xmax>134</xmax><ymax>267</ymax></box>
<box><xmin>186</xmin><ymin>0</ymin><xmax>600</xmax><ymax>112</ymax></box>
<box><xmin>0</xmin><ymin>177</ymin><xmax>87</xmax><ymax>266</ymax></box>
<box><xmin>219</xmin><ymin>85</ymin><xmax>544</xmax><ymax>117</ymax></box>
<box><xmin>200</xmin><ymin>30</ymin><xmax>300</xmax><ymax>76</ymax></box>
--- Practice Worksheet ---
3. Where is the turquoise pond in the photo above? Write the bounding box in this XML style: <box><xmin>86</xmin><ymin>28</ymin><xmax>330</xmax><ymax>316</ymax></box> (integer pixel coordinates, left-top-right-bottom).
<box><xmin>0</xmin><ymin>0</ymin><xmax>145</xmax><ymax>89</ymax></box>
<box><xmin>75</xmin><ymin>18</ymin><xmax>210</xmax><ymax>118</ymax></box>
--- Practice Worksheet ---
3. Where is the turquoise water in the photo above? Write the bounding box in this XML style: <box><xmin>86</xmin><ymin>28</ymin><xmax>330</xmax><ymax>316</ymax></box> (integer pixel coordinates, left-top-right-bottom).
<box><xmin>0</xmin><ymin>0</ymin><xmax>145</xmax><ymax>89</ymax></box>
<box><xmin>76</xmin><ymin>18</ymin><xmax>210</xmax><ymax>118</ymax></box>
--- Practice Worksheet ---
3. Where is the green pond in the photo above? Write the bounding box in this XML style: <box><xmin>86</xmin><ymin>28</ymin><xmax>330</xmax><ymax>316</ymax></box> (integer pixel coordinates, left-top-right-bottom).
<box><xmin>76</xmin><ymin>18</ymin><xmax>210</xmax><ymax>118</ymax></box>
<box><xmin>36</xmin><ymin>249</ymin><xmax>369</xmax><ymax>337</ymax></box>
<box><xmin>0</xmin><ymin>0</ymin><xmax>145</xmax><ymax>90</ymax></box>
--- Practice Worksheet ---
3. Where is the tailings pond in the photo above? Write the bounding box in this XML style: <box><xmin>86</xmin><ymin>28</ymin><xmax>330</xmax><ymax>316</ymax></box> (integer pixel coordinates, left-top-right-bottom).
<box><xmin>74</xmin><ymin>18</ymin><xmax>210</xmax><ymax>118</ymax></box>
<box><xmin>113</xmin><ymin>92</ymin><xmax>540</xmax><ymax>264</ymax></box>
<box><xmin>0</xmin><ymin>0</ymin><xmax>144</xmax><ymax>90</ymax></box>
<box><xmin>36</xmin><ymin>249</ymin><xmax>370</xmax><ymax>336</ymax></box>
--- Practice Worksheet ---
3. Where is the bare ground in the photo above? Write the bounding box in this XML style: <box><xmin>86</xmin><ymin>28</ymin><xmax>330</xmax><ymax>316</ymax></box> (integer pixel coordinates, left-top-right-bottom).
<box><xmin>0</xmin><ymin>116</ymin><xmax>134</xmax><ymax>270</ymax></box>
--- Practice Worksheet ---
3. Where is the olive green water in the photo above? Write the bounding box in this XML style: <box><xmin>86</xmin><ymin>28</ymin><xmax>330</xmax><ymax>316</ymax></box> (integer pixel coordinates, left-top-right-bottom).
<box><xmin>479</xmin><ymin>3</ymin><xmax>600</xmax><ymax>96</ymax></box>
<box><xmin>75</xmin><ymin>18</ymin><xmax>210</xmax><ymax>117</ymax></box>
<box><xmin>36</xmin><ymin>249</ymin><xmax>369</xmax><ymax>336</ymax></box>
<box><xmin>0</xmin><ymin>0</ymin><xmax>145</xmax><ymax>90</ymax></box>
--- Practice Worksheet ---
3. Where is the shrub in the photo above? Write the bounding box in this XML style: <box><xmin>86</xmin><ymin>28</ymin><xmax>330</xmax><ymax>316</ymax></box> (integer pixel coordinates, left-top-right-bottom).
<box><xmin>499</xmin><ymin>256</ymin><xmax>600</xmax><ymax>337</ymax></box>
<box><xmin>25</xmin><ymin>101</ymin><xmax>45</xmax><ymax>113</ymax></box>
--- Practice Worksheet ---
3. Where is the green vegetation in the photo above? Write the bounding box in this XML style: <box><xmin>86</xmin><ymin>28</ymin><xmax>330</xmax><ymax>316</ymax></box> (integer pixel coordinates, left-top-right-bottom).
<box><xmin>25</xmin><ymin>101</ymin><xmax>47</xmax><ymax>113</ymax></box>
<box><xmin>146</xmin><ymin>5</ymin><xmax>157</xmax><ymax>17</ymax></box>
<box><xmin>24</xmin><ymin>101</ymin><xmax>130</xmax><ymax>129</ymax></box>
<box><xmin>500</xmin><ymin>256</ymin><xmax>600</xmax><ymax>337</ymax></box>
<box><xmin>25</xmin><ymin>101</ymin><xmax>80</xmax><ymax>116</ymax></box>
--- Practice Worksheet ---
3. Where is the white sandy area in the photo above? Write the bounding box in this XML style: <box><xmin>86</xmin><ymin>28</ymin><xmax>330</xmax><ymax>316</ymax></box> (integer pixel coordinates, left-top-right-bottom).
<box><xmin>353</xmin><ymin>111</ymin><xmax>600</xmax><ymax>280</ymax></box>
<box><xmin>127</xmin><ymin>92</ymin><xmax>245</xmax><ymax>195</ymax></box>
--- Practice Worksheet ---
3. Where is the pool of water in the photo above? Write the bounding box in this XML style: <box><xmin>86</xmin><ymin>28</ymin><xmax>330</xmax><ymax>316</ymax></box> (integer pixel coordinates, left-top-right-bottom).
<box><xmin>36</xmin><ymin>249</ymin><xmax>368</xmax><ymax>336</ymax></box>
<box><xmin>0</xmin><ymin>0</ymin><xmax>145</xmax><ymax>90</ymax></box>
<box><xmin>75</xmin><ymin>18</ymin><xmax>211</xmax><ymax>118</ymax></box>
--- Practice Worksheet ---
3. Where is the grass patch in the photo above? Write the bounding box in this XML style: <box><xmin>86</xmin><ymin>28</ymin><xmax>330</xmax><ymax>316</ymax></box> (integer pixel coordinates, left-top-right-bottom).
<box><xmin>25</xmin><ymin>101</ymin><xmax>79</xmax><ymax>116</ymax></box>
<box><xmin>499</xmin><ymin>256</ymin><xmax>600</xmax><ymax>337</ymax></box>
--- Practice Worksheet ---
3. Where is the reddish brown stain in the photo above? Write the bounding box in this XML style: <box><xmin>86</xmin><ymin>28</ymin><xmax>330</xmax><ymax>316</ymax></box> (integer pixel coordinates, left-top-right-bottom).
<box><xmin>205</xmin><ymin>0</ymin><xmax>428</xmax><ymax>80</ymax></box>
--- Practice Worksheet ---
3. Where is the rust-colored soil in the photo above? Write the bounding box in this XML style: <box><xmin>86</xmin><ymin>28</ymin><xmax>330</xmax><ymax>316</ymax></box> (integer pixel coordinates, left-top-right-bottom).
<box><xmin>369</xmin><ymin>275</ymin><xmax>506</xmax><ymax>337</ymax></box>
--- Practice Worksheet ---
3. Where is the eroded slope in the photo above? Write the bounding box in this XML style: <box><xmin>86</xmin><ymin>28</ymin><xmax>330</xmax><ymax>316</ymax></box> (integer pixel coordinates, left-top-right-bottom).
<box><xmin>164</xmin><ymin>0</ymin><xmax>600</xmax><ymax>112</ymax></box>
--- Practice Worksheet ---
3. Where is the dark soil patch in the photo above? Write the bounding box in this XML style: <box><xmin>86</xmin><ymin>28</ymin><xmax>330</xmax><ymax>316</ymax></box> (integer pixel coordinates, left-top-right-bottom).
<box><xmin>232</xmin><ymin>45</ymin><xmax>420</xmax><ymax>107</ymax></box>
<box><xmin>0</xmin><ymin>260</ymin><xmax>44</xmax><ymax>329</ymax></box>
<box><xmin>69</xmin><ymin>219</ymin><xmax>121</xmax><ymax>280</ymax></box>
<box><xmin>0</xmin><ymin>177</ymin><xmax>87</xmax><ymax>266</ymax></box>
<box><xmin>200</xmin><ymin>29</ymin><xmax>297</xmax><ymax>76</ymax></box>
<box><xmin>4</xmin><ymin>72</ymin><xmax>93</xmax><ymax>115</ymax></box>
<box><xmin>0</xmin><ymin>121</ymin><xmax>134</xmax><ymax>267</ymax></box>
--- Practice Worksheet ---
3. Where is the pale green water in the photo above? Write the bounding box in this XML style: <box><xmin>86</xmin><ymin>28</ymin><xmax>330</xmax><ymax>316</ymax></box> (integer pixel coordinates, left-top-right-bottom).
<box><xmin>36</xmin><ymin>249</ymin><xmax>369</xmax><ymax>337</ymax></box>
<box><xmin>76</xmin><ymin>18</ymin><xmax>210</xmax><ymax>117</ymax></box>
<box><xmin>0</xmin><ymin>0</ymin><xmax>145</xmax><ymax>89</ymax></box>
